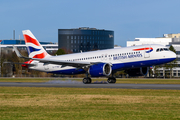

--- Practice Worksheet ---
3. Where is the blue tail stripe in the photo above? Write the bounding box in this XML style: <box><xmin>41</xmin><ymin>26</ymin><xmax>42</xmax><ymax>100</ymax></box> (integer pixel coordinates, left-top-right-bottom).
<box><xmin>27</xmin><ymin>46</ymin><xmax>41</xmax><ymax>54</ymax></box>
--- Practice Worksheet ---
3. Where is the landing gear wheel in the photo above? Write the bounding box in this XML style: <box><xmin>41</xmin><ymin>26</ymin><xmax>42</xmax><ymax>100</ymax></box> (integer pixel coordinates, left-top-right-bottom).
<box><xmin>83</xmin><ymin>77</ymin><xmax>92</xmax><ymax>84</ymax></box>
<box><xmin>107</xmin><ymin>77</ymin><xmax>116</xmax><ymax>83</ymax></box>
<box><xmin>87</xmin><ymin>77</ymin><xmax>92</xmax><ymax>84</ymax></box>
<box><xmin>83</xmin><ymin>78</ymin><xmax>88</xmax><ymax>84</ymax></box>
<box><xmin>112</xmin><ymin>78</ymin><xmax>116</xmax><ymax>83</ymax></box>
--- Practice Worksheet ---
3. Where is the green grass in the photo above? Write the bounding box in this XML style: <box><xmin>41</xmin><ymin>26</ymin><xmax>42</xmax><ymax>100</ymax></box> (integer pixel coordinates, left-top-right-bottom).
<box><xmin>0</xmin><ymin>87</ymin><xmax>180</xmax><ymax>120</ymax></box>
<box><xmin>1</xmin><ymin>77</ymin><xmax>180</xmax><ymax>84</ymax></box>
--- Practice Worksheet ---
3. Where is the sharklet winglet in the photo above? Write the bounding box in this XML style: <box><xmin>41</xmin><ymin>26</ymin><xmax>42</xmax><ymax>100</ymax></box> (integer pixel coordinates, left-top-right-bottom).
<box><xmin>13</xmin><ymin>46</ymin><xmax>31</xmax><ymax>59</ymax></box>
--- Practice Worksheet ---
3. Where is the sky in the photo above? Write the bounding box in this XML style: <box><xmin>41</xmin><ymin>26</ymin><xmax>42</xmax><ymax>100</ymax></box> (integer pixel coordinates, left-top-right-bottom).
<box><xmin>1</xmin><ymin>0</ymin><xmax>180</xmax><ymax>47</ymax></box>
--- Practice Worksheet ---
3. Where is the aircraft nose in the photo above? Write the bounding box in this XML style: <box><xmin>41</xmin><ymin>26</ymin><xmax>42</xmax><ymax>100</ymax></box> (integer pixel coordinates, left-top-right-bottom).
<box><xmin>171</xmin><ymin>51</ymin><xmax>177</xmax><ymax>60</ymax></box>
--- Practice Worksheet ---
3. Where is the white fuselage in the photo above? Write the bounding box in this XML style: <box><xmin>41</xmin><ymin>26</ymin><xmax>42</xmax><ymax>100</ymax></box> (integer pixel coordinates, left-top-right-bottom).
<box><xmin>28</xmin><ymin>44</ymin><xmax>176</xmax><ymax>75</ymax></box>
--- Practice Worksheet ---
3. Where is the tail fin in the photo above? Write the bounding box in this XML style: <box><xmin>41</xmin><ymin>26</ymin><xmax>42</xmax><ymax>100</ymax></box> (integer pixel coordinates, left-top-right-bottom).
<box><xmin>22</xmin><ymin>30</ymin><xmax>51</xmax><ymax>59</ymax></box>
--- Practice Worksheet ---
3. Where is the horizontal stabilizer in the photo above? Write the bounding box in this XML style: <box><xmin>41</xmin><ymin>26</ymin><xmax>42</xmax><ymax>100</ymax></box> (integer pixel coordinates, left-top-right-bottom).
<box><xmin>12</xmin><ymin>62</ymin><xmax>36</xmax><ymax>67</ymax></box>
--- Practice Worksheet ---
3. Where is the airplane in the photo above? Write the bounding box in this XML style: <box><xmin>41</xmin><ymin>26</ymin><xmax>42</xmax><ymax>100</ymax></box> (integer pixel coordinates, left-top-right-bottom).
<box><xmin>13</xmin><ymin>30</ymin><xmax>176</xmax><ymax>84</ymax></box>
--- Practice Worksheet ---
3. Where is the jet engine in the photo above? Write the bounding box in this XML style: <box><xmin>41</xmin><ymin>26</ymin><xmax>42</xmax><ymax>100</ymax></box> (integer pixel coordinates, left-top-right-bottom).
<box><xmin>88</xmin><ymin>63</ymin><xmax>112</xmax><ymax>77</ymax></box>
<box><xmin>125</xmin><ymin>67</ymin><xmax>149</xmax><ymax>76</ymax></box>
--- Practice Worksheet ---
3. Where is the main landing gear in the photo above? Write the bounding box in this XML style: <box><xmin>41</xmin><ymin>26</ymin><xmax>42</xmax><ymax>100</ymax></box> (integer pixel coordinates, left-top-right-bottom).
<box><xmin>82</xmin><ymin>77</ymin><xmax>116</xmax><ymax>84</ymax></box>
<box><xmin>107</xmin><ymin>77</ymin><xmax>116</xmax><ymax>83</ymax></box>
<box><xmin>83</xmin><ymin>73</ymin><xmax>92</xmax><ymax>84</ymax></box>
<box><xmin>82</xmin><ymin>72</ymin><xmax>116</xmax><ymax>84</ymax></box>
<box><xmin>82</xmin><ymin>77</ymin><xmax>92</xmax><ymax>84</ymax></box>
<box><xmin>107</xmin><ymin>72</ymin><xmax>116</xmax><ymax>83</ymax></box>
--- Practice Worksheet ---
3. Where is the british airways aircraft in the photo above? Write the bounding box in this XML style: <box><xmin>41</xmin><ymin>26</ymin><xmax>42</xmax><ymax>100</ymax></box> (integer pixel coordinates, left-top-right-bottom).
<box><xmin>14</xmin><ymin>30</ymin><xmax>176</xmax><ymax>84</ymax></box>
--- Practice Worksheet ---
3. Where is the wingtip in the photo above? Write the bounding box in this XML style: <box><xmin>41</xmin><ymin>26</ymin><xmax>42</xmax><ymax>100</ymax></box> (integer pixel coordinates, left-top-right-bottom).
<box><xmin>13</xmin><ymin>46</ymin><xmax>23</xmax><ymax>58</ymax></box>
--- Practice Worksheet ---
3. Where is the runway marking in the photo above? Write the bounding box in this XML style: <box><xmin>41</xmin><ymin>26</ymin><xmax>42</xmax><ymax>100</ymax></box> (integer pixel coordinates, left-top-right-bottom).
<box><xmin>0</xmin><ymin>82</ymin><xmax>180</xmax><ymax>90</ymax></box>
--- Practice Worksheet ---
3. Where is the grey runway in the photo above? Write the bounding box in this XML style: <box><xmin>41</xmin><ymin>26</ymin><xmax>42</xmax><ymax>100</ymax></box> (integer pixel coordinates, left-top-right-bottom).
<box><xmin>0</xmin><ymin>82</ymin><xmax>180</xmax><ymax>90</ymax></box>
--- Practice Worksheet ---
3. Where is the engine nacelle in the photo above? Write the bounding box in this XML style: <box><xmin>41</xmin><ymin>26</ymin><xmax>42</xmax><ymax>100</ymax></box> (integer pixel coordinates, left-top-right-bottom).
<box><xmin>126</xmin><ymin>67</ymin><xmax>149</xmax><ymax>76</ymax></box>
<box><xmin>89</xmin><ymin>63</ymin><xmax>112</xmax><ymax>77</ymax></box>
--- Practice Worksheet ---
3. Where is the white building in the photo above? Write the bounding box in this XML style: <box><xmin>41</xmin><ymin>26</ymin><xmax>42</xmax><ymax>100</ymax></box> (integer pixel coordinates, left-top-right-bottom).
<box><xmin>127</xmin><ymin>38</ymin><xmax>172</xmax><ymax>47</ymax></box>
<box><xmin>0</xmin><ymin>44</ymin><xmax>58</xmax><ymax>54</ymax></box>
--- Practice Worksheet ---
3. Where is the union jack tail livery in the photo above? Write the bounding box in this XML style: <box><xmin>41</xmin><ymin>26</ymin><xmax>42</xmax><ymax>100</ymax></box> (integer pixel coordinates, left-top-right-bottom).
<box><xmin>22</xmin><ymin>30</ymin><xmax>51</xmax><ymax>59</ymax></box>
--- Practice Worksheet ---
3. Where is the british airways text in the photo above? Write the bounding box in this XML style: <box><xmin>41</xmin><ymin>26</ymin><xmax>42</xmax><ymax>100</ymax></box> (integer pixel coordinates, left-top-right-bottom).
<box><xmin>113</xmin><ymin>54</ymin><xmax>142</xmax><ymax>60</ymax></box>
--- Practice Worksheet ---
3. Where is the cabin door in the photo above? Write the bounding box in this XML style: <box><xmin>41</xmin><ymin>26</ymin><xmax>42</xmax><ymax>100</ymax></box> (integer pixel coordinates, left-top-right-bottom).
<box><xmin>144</xmin><ymin>47</ymin><xmax>151</xmax><ymax>58</ymax></box>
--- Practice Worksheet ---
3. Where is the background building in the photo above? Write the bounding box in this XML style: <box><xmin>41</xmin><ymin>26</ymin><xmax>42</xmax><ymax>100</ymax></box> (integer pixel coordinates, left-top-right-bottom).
<box><xmin>127</xmin><ymin>38</ymin><xmax>172</xmax><ymax>47</ymax></box>
<box><xmin>0</xmin><ymin>39</ymin><xmax>58</xmax><ymax>54</ymax></box>
<box><xmin>58</xmin><ymin>27</ymin><xmax>114</xmax><ymax>53</ymax></box>
<box><xmin>163</xmin><ymin>33</ymin><xmax>180</xmax><ymax>38</ymax></box>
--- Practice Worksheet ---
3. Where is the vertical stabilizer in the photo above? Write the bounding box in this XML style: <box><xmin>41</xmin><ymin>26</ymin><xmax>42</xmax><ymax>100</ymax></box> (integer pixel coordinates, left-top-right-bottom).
<box><xmin>22</xmin><ymin>30</ymin><xmax>51</xmax><ymax>59</ymax></box>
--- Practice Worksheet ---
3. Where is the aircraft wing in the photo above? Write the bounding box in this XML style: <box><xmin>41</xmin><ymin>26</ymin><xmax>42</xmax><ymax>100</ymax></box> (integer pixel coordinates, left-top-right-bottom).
<box><xmin>31</xmin><ymin>58</ymin><xmax>94</xmax><ymax>68</ymax></box>
<box><xmin>13</xmin><ymin>46</ymin><xmax>99</xmax><ymax>68</ymax></box>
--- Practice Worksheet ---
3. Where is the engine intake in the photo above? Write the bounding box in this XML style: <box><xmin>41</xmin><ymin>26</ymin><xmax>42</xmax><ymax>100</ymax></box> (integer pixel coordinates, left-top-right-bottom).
<box><xmin>89</xmin><ymin>63</ymin><xmax>112</xmax><ymax>77</ymax></box>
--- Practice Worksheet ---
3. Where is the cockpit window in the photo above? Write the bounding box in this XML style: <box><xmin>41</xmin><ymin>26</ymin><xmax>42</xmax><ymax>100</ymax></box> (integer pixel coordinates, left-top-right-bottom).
<box><xmin>164</xmin><ymin>48</ymin><xmax>169</xmax><ymax>51</ymax></box>
<box><xmin>156</xmin><ymin>48</ymin><xmax>169</xmax><ymax>52</ymax></box>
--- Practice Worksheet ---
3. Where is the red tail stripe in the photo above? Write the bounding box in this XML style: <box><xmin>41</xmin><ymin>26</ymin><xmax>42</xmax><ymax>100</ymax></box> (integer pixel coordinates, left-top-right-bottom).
<box><xmin>23</xmin><ymin>34</ymin><xmax>41</xmax><ymax>46</ymax></box>
<box><xmin>33</xmin><ymin>52</ymin><xmax>47</xmax><ymax>59</ymax></box>
<box><xmin>24</xmin><ymin>60</ymin><xmax>33</xmax><ymax>64</ymax></box>
<box><xmin>133</xmin><ymin>47</ymin><xmax>153</xmax><ymax>51</ymax></box>
<box><xmin>22</xmin><ymin>60</ymin><xmax>33</xmax><ymax>68</ymax></box>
